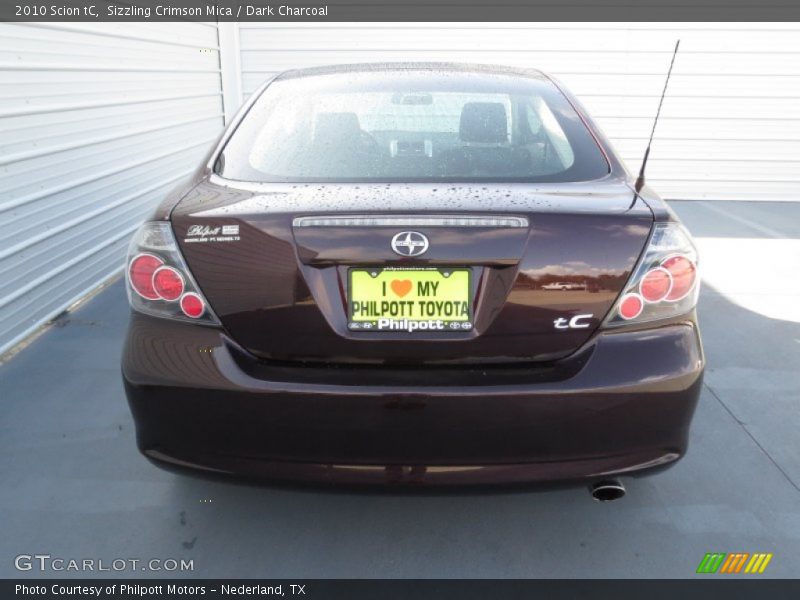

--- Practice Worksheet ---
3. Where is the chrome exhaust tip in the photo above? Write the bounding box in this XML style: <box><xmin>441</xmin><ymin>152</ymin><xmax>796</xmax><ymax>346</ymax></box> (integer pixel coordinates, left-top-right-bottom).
<box><xmin>590</xmin><ymin>479</ymin><xmax>626</xmax><ymax>502</ymax></box>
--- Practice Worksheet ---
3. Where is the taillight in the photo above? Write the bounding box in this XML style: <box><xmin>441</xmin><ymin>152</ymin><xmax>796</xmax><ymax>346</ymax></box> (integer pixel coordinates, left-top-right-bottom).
<box><xmin>152</xmin><ymin>266</ymin><xmax>184</xmax><ymax>301</ymax></box>
<box><xmin>619</xmin><ymin>293</ymin><xmax>644</xmax><ymax>320</ymax></box>
<box><xmin>662</xmin><ymin>255</ymin><xmax>697</xmax><ymax>301</ymax></box>
<box><xmin>180</xmin><ymin>293</ymin><xmax>205</xmax><ymax>319</ymax></box>
<box><xmin>128</xmin><ymin>254</ymin><xmax>163</xmax><ymax>300</ymax></box>
<box><xmin>125</xmin><ymin>222</ymin><xmax>219</xmax><ymax>325</ymax></box>
<box><xmin>605</xmin><ymin>222</ymin><xmax>699</xmax><ymax>326</ymax></box>
<box><xmin>639</xmin><ymin>267</ymin><xmax>672</xmax><ymax>303</ymax></box>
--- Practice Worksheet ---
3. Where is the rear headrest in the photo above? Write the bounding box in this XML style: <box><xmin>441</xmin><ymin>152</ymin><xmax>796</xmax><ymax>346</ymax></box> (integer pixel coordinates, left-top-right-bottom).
<box><xmin>459</xmin><ymin>102</ymin><xmax>508</xmax><ymax>144</ymax></box>
<box><xmin>314</xmin><ymin>112</ymin><xmax>362</xmax><ymax>143</ymax></box>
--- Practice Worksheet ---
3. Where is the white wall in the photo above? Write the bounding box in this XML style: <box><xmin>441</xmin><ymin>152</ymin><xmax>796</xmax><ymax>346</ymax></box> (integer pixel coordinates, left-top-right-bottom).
<box><xmin>0</xmin><ymin>22</ymin><xmax>225</xmax><ymax>355</ymax></box>
<box><xmin>2</xmin><ymin>22</ymin><xmax>799</xmax><ymax>355</ymax></box>
<box><xmin>237</xmin><ymin>22</ymin><xmax>800</xmax><ymax>202</ymax></box>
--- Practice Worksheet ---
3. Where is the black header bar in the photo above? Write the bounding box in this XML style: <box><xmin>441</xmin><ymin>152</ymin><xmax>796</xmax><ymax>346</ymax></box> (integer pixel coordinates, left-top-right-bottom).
<box><xmin>3</xmin><ymin>0</ymin><xmax>800</xmax><ymax>22</ymax></box>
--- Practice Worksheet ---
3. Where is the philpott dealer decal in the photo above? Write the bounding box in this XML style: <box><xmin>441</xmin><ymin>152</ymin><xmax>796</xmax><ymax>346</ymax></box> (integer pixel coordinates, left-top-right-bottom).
<box><xmin>184</xmin><ymin>224</ymin><xmax>240</xmax><ymax>244</ymax></box>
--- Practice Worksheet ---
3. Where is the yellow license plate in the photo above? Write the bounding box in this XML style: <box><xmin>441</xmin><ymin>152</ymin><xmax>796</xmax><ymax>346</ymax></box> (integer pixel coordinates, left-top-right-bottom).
<box><xmin>348</xmin><ymin>268</ymin><xmax>472</xmax><ymax>332</ymax></box>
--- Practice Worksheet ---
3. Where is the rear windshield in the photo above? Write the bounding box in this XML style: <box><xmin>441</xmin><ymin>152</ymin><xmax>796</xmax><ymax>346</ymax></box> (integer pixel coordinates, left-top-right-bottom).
<box><xmin>216</xmin><ymin>70</ymin><xmax>610</xmax><ymax>183</ymax></box>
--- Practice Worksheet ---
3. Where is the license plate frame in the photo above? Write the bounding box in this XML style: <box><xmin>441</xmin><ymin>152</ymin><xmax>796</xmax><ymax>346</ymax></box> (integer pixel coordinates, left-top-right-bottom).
<box><xmin>348</xmin><ymin>267</ymin><xmax>473</xmax><ymax>332</ymax></box>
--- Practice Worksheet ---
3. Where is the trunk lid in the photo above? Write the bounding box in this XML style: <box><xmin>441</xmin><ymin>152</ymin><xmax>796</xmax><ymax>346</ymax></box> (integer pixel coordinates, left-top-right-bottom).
<box><xmin>171</xmin><ymin>178</ymin><xmax>652</xmax><ymax>365</ymax></box>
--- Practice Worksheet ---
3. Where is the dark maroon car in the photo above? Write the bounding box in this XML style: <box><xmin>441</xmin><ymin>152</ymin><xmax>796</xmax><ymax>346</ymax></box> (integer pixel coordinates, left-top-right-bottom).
<box><xmin>122</xmin><ymin>64</ymin><xmax>703</xmax><ymax>495</ymax></box>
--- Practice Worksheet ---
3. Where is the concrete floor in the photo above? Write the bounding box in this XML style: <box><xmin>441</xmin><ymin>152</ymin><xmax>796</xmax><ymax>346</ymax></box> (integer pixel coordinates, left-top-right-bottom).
<box><xmin>0</xmin><ymin>201</ymin><xmax>798</xmax><ymax>578</ymax></box>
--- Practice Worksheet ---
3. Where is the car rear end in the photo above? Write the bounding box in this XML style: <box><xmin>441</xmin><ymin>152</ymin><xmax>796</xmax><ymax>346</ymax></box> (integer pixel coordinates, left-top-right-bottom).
<box><xmin>121</xmin><ymin>64</ymin><xmax>703</xmax><ymax>486</ymax></box>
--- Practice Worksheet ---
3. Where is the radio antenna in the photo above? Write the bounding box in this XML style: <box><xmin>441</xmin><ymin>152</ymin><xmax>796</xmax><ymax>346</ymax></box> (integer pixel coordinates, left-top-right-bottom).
<box><xmin>635</xmin><ymin>39</ymin><xmax>680</xmax><ymax>193</ymax></box>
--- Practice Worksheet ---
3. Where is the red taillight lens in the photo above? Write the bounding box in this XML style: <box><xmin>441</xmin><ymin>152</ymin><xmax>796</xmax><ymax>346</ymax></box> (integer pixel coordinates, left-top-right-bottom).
<box><xmin>127</xmin><ymin>222</ymin><xmax>219</xmax><ymax>325</ymax></box>
<box><xmin>619</xmin><ymin>293</ymin><xmax>644</xmax><ymax>320</ymax></box>
<box><xmin>605</xmin><ymin>223</ymin><xmax>698</xmax><ymax>327</ymax></box>
<box><xmin>180</xmin><ymin>293</ymin><xmax>205</xmax><ymax>319</ymax></box>
<box><xmin>662</xmin><ymin>255</ymin><xmax>697</xmax><ymax>301</ymax></box>
<box><xmin>640</xmin><ymin>267</ymin><xmax>672</xmax><ymax>303</ymax></box>
<box><xmin>152</xmin><ymin>266</ymin><xmax>184</xmax><ymax>301</ymax></box>
<box><xmin>128</xmin><ymin>254</ymin><xmax>163</xmax><ymax>300</ymax></box>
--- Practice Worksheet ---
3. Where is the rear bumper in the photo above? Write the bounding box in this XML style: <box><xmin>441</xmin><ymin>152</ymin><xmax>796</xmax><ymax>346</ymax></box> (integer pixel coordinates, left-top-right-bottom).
<box><xmin>122</xmin><ymin>313</ymin><xmax>703</xmax><ymax>486</ymax></box>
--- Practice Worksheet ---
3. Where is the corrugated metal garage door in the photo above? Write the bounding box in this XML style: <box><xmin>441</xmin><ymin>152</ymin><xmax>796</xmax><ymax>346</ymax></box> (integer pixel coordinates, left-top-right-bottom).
<box><xmin>237</xmin><ymin>22</ymin><xmax>800</xmax><ymax>202</ymax></box>
<box><xmin>2</xmin><ymin>22</ymin><xmax>798</xmax><ymax>355</ymax></box>
<box><xmin>0</xmin><ymin>23</ymin><xmax>225</xmax><ymax>355</ymax></box>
